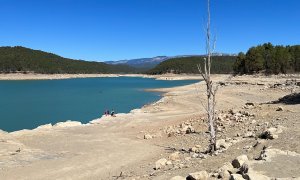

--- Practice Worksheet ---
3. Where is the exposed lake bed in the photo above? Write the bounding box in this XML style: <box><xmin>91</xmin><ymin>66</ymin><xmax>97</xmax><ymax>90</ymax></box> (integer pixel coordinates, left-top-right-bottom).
<box><xmin>0</xmin><ymin>74</ymin><xmax>299</xmax><ymax>180</ymax></box>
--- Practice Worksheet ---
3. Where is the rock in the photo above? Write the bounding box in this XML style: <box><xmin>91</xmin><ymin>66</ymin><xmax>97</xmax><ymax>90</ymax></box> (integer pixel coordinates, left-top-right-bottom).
<box><xmin>235</xmin><ymin>112</ymin><xmax>242</xmax><ymax>117</ymax></box>
<box><xmin>181</xmin><ymin>125</ymin><xmax>195</xmax><ymax>134</ymax></box>
<box><xmin>218</xmin><ymin>115</ymin><xmax>225</xmax><ymax>121</ymax></box>
<box><xmin>230</xmin><ymin>174</ymin><xmax>244</xmax><ymax>180</ymax></box>
<box><xmin>243</xmin><ymin>145</ymin><xmax>252</xmax><ymax>151</ymax></box>
<box><xmin>275</xmin><ymin>125</ymin><xmax>284</xmax><ymax>134</ymax></box>
<box><xmin>186</xmin><ymin>126</ymin><xmax>195</xmax><ymax>134</ymax></box>
<box><xmin>191</xmin><ymin>153</ymin><xmax>199</xmax><ymax>158</ymax></box>
<box><xmin>245</xmin><ymin>102</ymin><xmax>255</xmax><ymax>106</ymax></box>
<box><xmin>165</xmin><ymin>126</ymin><xmax>177</xmax><ymax>136</ymax></box>
<box><xmin>240</xmin><ymin>110</ymin><xmax>251</xmax><ymax>116</ymax></box>
<box><xmin>166</xmin><ymin>161</ymin><xmax>172</xmax><ymax>165</ymax></box>
<box><xmin>190</xmin><ymin>146</ymin><xmax>200</xmax><ymax>153</ymax></box>
<box><xmin>239</xmin><ymin>162</ymin><xmax>249</xmax><ymax>174</ymax></box>
<box><xmin>218</xmin><ymin>169</ymin><xmax>231</xmax><ymax>179</ymax></box>
<box><xmin>218</xmin><ymin>162</ymin><xmax>234</xmax><ymax>179</ymax></box>
<box><xmin>178</xmin><ymin>163</ymin><xmax>185</xmax><ymax>169</ymax></box>
<box><xmin>154</xmin><ymin>158</ymin><xmax>167</xmax><ymax>170</ymax></box>
<box><xmin>229</xmin><ymin>109</ymin><xmax>238</xmax><ymax>115</ymax></box>
<box><xmin>232</xmin><ymin>155</ymin><xmax>248</xmax><ymax>168</ymax></box>
<box><xmin>270</xmin><ymin>134</ymin><xmax>278</xmax><ymax>139</ymax></box>
<box><xmin>54</xmin><ymin>121</ymin><xmax>82</xmax><ymax>128</ymax></box>
<box><xmin>244</xmin><ymin>131</ymin><xmax>254</xmax><ymax>138</ymax></box>
<box><xmin>246</xmin><ymin>171</ymin><xmax>270</xmax><ymax>180</ymax></box>
<box><xmin>260</xmin><ymin>127</ymin><xmax>281</xmax><ymax>139</ymax></box>
<box><xmin>257</xmin><ymin>148</ymin><xmax>297</xmax><ymax>161</ymax></box>
<box><xmin>276</xmin><ymin>106</ymin><xmax>283</xmax><ymax>111</ymax></box>
<box><xmin>144</xmin><ymin>134</ymin><xmax>153</xmax><ymax>139</ymax></box>
<box><xmin>186</xmin><ymin>171</ymin><xmax>209</xmax><ymax>180</ymax></box>
<box><xmin>216</xmin><ymin>139</ymin><xmax>230</xmax><ymax>150</ymax></box>
<box><xmin>169</xmin><ymin>152</ymin><xmax>180</xmax><ymax>161</ymax></box>
<box><xmin>217</xmin><ymin>127</ymin><xmax>223</xmax><ymax>132</ymax></box>
<box><xmin>170</xmin><ymin>176</ymin><xmax>186</xmax><ymax>180</ymax></box>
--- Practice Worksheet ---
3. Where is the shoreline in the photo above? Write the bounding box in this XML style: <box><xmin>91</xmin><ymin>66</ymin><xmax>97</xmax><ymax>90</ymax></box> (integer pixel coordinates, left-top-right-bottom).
<box><xmin>0</xmin><ymin>74</ymin><xmax>299</xmax><ymax>179</ymax></box>
<box><xmin>2</xmin><ymin>77</ymin><xmax>198</xmax><ymax>134</ymax></box>
<box><xmin>8</xmin><ymin>91</ymin><xmax>171</xmax><ymax>135</ymax></box>
<box><xmin>0</xmin><ymin>73</ymin><xmax>202</xmax><ymax>81</ymax></box>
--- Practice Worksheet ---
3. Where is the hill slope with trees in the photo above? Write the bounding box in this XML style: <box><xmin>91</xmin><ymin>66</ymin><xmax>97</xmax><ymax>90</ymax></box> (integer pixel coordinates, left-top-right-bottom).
<box><xmin>0</xmin><ymin>46</ymin><xmax>135</xmax><ymax>74</ymax></box>
<box><xmin>147</xmin><ymin>56</ymin><xmax>236</xmax><ymax>74</ymax></box>
<box><xmin>233</xmin><ymin>43</ymin><xmax>300</xmax><ymax>75</ymax></box>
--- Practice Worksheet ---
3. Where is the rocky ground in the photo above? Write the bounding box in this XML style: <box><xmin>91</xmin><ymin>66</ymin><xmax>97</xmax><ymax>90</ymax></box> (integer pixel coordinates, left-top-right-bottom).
<box><xmin>0</xmin><ymin>74</ymin><xmax>299</xmax><ymax>180</ymax></box>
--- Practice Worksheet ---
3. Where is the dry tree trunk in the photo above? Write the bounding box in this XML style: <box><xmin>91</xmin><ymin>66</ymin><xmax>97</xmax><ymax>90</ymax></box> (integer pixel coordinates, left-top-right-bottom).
<box><xmin>197</xmin><ymin>0</ymin><xmax>218</xmax><ymax>153</ymax></box>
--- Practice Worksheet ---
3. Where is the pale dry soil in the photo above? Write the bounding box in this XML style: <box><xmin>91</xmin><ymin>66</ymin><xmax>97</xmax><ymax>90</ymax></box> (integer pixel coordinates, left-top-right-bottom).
<box><xmin>0</xmin><ymin>74</ymin><xmax>299</xmax><ymax>180</ymax></box>
<box><xmin>0</xmin><ymin>73</ymin><xmax>201</xmax><ymax>80</ymax></box>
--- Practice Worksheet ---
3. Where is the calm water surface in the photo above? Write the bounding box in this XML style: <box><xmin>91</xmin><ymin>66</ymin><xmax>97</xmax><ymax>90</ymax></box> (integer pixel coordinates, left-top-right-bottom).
<box><xmin>0</xmin><ymin>77</ymin><xmax>198</xmax><ymax>132</ymax></box>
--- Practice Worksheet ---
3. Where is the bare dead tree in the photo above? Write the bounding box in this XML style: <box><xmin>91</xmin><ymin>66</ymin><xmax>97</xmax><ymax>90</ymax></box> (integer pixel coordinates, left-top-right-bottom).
<box><xmin>197</xmin><ymin>0</ymin><xmax>218</xmax><ymax>153</ymax></box>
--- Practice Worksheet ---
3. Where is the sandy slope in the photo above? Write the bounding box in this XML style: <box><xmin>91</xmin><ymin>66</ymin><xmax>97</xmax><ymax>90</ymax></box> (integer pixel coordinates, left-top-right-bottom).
<box><xmin>0</xmin><ymin>74</ymin><xmax>299</xmax><ymax>180</ymax></box>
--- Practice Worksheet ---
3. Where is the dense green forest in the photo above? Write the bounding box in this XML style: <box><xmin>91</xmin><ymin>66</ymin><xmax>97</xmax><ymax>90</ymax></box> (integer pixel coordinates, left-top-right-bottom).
<box><xmin>0</xmin><ymin>46</ymin><xmax>135</xmax><ymax>74</ymax></box>
<box><xmin>233</xmin><ymin>43</ymin><xmax>300</xmax><ymax>74</ymax></box>
<box><xmin>147</xmin><ymin>56</ymin><xmax>236</xmax><ymax>74</ymax></box>
<box><xmin>2</xmin><ymin>44</ymin><xmax>298</xmax><ymax>75</ymax></box>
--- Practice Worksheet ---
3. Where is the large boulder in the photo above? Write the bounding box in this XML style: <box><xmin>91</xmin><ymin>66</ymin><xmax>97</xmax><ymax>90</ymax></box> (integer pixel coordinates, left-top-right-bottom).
<box><xmin>154</xmin><ymin>158</ymin><xmax>168</xmax><ymax>170</ymax></box>
<box><xmin>186</xmin><ymin>171</ymin><xmax>209</xmax><ymax>180</ymax></box>
<box><xmin>218</xmin><ymin>162</ymin><xmax>234</xmax><ymax>179</ymax></box>
<box><xmin>232</xmin><ymin>155</ymin><xmax>248</xmax><ymax>168</ymax></box>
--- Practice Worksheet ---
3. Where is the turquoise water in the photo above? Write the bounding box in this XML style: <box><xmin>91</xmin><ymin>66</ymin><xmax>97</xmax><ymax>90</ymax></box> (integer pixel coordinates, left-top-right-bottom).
<box><xmin>0</xmin><ymin>77</ymin><xmax>198</xmax><ymax>132</ymax></box>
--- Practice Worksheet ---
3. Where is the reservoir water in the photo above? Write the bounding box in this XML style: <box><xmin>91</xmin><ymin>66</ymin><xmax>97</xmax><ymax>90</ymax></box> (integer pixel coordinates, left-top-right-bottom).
<box><xmin>0</xmin><ymin>77</ymin><xmax>198</xmax><ymax>132</ymax></box>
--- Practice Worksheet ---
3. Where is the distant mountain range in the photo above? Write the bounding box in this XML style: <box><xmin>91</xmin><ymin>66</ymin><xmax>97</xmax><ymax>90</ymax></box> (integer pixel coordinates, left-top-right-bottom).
<box><xmin>106</xmin><ymin>53</ymin><xmax>236</xmax><ymax>69</ymax></box>
<box><xmin>106</xmin><ymin>56</ymin><xmax>170</xmax><ymax>69</ymax></box>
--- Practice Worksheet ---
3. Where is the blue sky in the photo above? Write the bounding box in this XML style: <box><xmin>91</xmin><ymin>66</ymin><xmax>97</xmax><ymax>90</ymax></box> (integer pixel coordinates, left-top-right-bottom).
<box><xmin>0</xmin><ymin>0</ymin><xmax>299</xmax><ymax>61</ymax></box>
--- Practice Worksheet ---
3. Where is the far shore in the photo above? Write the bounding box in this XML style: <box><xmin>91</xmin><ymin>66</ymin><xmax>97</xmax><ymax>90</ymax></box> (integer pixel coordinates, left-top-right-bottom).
<box><xmin>0</xmin><ymin>73</ymin><xmax>202</xmax><ymax>81</ymax></box>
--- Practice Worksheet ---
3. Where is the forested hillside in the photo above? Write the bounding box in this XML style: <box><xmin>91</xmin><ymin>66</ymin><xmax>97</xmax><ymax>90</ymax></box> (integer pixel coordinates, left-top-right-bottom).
<box><xmin>0</xmin><ymin>46</ymin><xmax>135</xmax><ymax>74</ymax></box>
<box><xmin>147</xmin><ymin>56</ymin><xmax>236</xmax><ymax>74</ymax></box>
<box><xmin>233</xmin><ymin>43</ymin><xmax>300</xmax><ymax>74</ymax></box>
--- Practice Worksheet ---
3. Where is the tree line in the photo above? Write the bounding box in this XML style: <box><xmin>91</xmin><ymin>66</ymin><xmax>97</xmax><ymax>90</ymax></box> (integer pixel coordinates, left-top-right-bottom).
<box><xmin>233</xmin><ymin>43</ymin><xmax>300</xmax><ymax>75</ymax></box>
<box><xmin>0</xmin><ymin>46</ymin><xmax>136</xmax><ymax>74</ymax></box>
<box><xmin>1</xmin><ymin>44</ymin><xmax>299</xmax><ymax>75</ymax></box>
<box><xmin>147</xmin><ymin>56</ymin><xmax>236</xmax><ymax>74</ymax></box>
